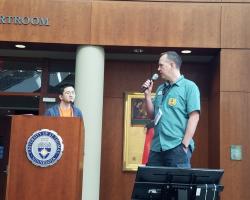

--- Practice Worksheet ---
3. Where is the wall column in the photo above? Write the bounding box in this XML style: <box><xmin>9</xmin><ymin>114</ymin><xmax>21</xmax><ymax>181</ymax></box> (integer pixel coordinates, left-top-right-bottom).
<box><xmin>75</xmin><ymin>45</ymin><xmax>105</xmax><ymax>200</ymax></box>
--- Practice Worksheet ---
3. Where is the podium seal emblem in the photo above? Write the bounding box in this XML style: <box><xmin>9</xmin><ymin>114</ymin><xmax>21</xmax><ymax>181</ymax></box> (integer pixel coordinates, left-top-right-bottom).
<box><xmin>26</xmin><ymin>129</ymin><xmax>64</xmax><ymax>167</ymax></box>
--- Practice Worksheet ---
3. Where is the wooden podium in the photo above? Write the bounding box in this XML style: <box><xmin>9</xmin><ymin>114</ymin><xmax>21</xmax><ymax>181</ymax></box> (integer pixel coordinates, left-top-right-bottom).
<box><xmin>0</xmin><ymin>115</ymin><xmax>84</xmax><ymax>200</ymax></box>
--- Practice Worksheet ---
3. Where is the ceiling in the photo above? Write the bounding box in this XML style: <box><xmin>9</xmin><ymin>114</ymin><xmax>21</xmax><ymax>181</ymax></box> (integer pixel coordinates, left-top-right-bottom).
<box><xmin>0</xmin><ymin>41</ymin><xmax>220</xmax><ymax>63</ymax></box>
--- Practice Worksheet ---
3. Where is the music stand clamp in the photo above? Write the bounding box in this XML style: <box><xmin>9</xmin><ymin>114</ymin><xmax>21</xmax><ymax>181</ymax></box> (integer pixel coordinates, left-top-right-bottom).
<box><xmin>131</xmin><ymin>166</ymin><xmax>224</xmax><ymax>200</ymax></box>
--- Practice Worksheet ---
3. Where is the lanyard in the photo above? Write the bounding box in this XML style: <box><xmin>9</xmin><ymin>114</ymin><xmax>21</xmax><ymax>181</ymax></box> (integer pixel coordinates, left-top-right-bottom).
<box><xmin>161</xmin><ymin>84</ymin><xmax>172</xmax><ymax>105</ymax></box>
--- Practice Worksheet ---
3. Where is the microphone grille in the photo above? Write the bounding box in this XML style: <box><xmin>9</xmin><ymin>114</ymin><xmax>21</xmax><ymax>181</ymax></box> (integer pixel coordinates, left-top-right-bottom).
<box><xmin>151</xmin><ymin>73</ymin><xmax>159</xmax><ymax>81</ymax></box>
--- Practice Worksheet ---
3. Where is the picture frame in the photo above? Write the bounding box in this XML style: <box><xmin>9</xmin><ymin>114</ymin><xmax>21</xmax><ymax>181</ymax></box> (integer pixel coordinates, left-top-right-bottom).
<box><xmin>123</xmin><ymin>92</ymin><xmax>154</xmax><ymax>171</ymax></box>
<box><xmin>131</xmin><ymin>97</ymin><xmax>151</xmax><ymax>126</ymax></box>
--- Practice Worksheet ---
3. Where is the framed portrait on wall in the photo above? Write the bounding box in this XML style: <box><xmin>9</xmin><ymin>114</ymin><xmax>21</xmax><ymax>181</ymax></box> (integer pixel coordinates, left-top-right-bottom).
<box><xmin>131</xmin><ymin>97</ymin><xmax>151</xmax><ymax>126</ymax></box>
<box><xmin>123</xmin><ymin>92</ymin><xmax>154</xmax><ymax>171</ymax></box>
<box><xmin>130</xmin><ymin>94</ymin><xmax>150</xmax><ymax>126</ymax></box>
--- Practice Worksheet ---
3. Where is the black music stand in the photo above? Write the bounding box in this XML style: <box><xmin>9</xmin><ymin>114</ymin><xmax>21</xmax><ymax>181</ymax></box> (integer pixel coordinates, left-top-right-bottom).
<box><xmin>131</xmin><ymin>166</ymin><xmax>224</xmax><ymax>200</ymax></box>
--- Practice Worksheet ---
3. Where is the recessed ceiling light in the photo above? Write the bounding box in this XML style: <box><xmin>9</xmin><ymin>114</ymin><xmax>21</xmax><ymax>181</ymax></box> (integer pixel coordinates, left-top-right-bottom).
<box><xmin>181</xmin><ymin>50</ymin><xmax>192</xmax><ymax>54</ymax></box>
<box><xmin>133</xmin><ymin>48</ymin><xmax>144</xmax><ymax>53</ymax></box>
<box><xmin>15</xmin><ymin>44</ymin><xmax>26</xmax><ymax>49</ymax></box>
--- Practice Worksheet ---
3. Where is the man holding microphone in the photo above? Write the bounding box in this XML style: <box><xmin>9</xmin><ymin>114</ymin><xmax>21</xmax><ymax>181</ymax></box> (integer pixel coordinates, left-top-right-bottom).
<box><xmin>142</xmin><ymin>51</ymin><xmax>200</xmax><ymax>168</ymax></box>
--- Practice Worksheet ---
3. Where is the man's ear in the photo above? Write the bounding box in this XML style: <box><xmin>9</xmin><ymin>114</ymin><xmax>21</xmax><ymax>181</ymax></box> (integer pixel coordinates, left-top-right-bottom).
<box><xmin>170</xmin><ymin>62</ymin><xmax>176</xmax><ymax>69</ymax></box>
<box><xmin>59</xmin><ymin>94</ymin><xmax>63</xmax><ymax>100</ymax></box>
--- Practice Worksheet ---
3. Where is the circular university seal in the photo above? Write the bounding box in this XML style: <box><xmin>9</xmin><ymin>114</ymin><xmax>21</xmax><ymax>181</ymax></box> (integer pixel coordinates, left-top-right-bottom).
<box><xmin>26</xmin><ymin>129</ymin><xmax>64</xmax><ymax>167</ymax></box>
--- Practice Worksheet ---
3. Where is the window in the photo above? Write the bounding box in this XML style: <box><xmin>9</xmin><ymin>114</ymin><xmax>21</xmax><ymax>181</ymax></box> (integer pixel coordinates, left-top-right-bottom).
<box><xmin>48</xmin><ymin>60</ymin><xmax>75</xmax><ymax>93</ymax></box>
<box><xmin>0</xmin><ymin>59</ymin><xmax>43</xmax><ymax>93</ymax></box>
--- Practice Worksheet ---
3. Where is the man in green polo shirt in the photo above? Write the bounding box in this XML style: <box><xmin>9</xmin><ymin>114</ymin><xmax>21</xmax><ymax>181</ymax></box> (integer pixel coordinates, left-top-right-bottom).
<box><xmin>142</xmin><ymin>51</ymin><xmax>200</xmax><ymax>168</ymax></box>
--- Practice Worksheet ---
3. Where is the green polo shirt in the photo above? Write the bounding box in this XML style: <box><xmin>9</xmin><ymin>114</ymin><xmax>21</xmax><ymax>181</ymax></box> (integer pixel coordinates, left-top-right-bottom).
<box><xmin>151</xmin><ymin>75</ymin><xmax>200</xmax><ymax>152</ymax></box>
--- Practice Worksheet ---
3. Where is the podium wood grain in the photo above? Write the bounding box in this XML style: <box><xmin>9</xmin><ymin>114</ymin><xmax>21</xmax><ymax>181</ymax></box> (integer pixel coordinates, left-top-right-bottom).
<box><xmin>5</xmin><ymin>115</ymin><xmax>84</xmax><ymax>200</ymax></box>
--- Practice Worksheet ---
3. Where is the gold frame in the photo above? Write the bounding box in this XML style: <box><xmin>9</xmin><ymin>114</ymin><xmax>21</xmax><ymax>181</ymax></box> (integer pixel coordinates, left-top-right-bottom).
<box><xmin>123</xmin><ymin>92</ymin><xmax>152</xmax><ymax>171</ymax></box>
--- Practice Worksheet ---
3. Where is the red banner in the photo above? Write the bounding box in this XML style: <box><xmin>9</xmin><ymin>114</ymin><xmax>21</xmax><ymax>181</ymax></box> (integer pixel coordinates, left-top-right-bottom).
<box><xmin>141</xmin><ymin>128</ymin><xmax>154</xmax><ymax>164</ymax></box>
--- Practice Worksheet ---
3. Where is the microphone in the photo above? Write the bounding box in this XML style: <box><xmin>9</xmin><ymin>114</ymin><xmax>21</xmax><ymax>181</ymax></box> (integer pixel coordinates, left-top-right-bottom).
<box><xmin>141</xmin><ymin>73</ymin><xmax>159</xmax><ymax>92</ymax></box>
<box><xmin>70</xmin><ymin>100</ymin><xmax>74</xmax><ymax>105</ymax></box>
